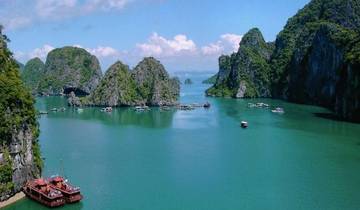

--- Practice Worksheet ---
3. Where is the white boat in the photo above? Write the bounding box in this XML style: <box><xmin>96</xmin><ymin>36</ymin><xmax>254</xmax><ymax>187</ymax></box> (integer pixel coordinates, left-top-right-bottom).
<box><xmin>271</xmin><ymin>107</ymin><xmax>285</xmax><ymax>114</ymax></box>
<box><xmin>240</xmin><ymin>121</ymin><xmax>248</xmax><ymax>128</ymax></box>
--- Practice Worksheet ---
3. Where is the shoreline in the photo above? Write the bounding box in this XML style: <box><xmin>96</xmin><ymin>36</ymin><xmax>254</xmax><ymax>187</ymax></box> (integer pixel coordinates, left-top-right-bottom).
<box><xmin>0</xmin><ymin>192</ymin><xmax>25</xmax><ymax>209</ymax></box>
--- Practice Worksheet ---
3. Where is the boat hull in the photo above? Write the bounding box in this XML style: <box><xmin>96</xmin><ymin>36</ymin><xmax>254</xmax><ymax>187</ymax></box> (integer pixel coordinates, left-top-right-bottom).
<box><xmin>23</xmin><ymin>187</ymin><xmax>65</xmax><ymax>208</ymax></box>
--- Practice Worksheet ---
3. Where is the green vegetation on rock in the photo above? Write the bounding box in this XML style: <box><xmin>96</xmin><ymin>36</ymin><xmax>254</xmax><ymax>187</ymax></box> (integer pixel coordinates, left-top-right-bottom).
<box><xmin>207</xmin><ymin>0</ymin><xmax>360</xmax><ymax>122</ymax></box>
<box><xmin>85</xmin><ymin>57</ymin><xmax>180</xmax><ymax>107</ymax></box>
<box><xmin>206</xmin><ymin>28</ymin><xmax>273</xmax><ymax>98</ymax></box>
<box><xmin>0</xmin><ymin>26</ymin><xmax>42</xmax><ymax>200</ymax></box>
<box><xmin>21</xmin><ymin>57</ymin><xmax>45</xmax><ymax>94</ymax></box>
<box><xmin>38</xmin><ymin>46</ymin><xmax>102</xmax><ymax>95</ymax></box>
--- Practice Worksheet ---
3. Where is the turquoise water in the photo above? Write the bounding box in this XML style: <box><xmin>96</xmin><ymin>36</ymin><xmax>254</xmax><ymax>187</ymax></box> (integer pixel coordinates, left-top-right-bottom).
<box><xmin>4</xmin><ymin>75</ymin><xmax>360</xmax><ymax>210</ymax></box>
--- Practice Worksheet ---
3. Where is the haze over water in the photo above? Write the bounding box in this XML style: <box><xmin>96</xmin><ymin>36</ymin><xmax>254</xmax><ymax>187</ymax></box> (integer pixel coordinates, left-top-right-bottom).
<box><xmin>5</xmin><ymin>75</ymin><xmax>360</xmax><ymax>210</ymax></box>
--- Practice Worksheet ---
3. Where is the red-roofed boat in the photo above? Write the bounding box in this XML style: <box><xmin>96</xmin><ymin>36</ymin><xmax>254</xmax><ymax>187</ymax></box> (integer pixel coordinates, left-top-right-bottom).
<box><xmin>23</xmin><ymin>178</ymin><xmax>65</xmax><ymax>207</ymax></box>
<box><xmin>48</xmin><ymin>176</ymin><xmax>83</xmax><ymax>203</ymax></box>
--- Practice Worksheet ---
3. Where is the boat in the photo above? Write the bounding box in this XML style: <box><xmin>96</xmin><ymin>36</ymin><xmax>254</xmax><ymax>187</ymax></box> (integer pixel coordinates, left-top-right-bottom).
<box><xmin>39</xmin><ymin>111</ymin><xmax>48</xmax><ymax>115</ymax></box>
<box><xmin>240</xmin><ymin>121</ymin><xmax>248</xmax><ymax>128</ymax></box>
<box><xmin>134</xmin><ymin>106</ymin><xmax>149</xmax><ymax>112</ymax></box>
<box><xmin>177</xmin><ymin>104</ymin><xmax>195</xmax><ymax>111</ymax></box>
<box><xmin>23</xmin><ymin>178</ymin><xmax>65</xmax><ymax>208</ymax></box>
<box><xmin>50</xmin><ymin>108</ymin><xmax>58</xmax><ymax>112</ymax></box>
<box><xmin>203</xmin><ymin>102</ymin><xmax>211</xmax><ymax>109</ymax></box>
<box><xmin>48</xmin><ymin>176</ymin><xmax>83</xmax><ymax>203</ymax></box>
<box><xmin>59</xmin><ymin>107</ymin><xmax>66</xmax><ymax>112</ymax></box>
<box><xmin>271</xmin><ymin>107</ymin><xmax>285</xmax><ymax>114</ymax></box>
<box><xmin>105</xmin><ymin>107</ymin><xmax>113</xmax><ymax>112</ymax></box>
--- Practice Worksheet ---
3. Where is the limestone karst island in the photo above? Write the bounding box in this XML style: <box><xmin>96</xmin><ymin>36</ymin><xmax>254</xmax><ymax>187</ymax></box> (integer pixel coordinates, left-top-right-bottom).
<box><xmin>0</xmin><ymin>0</ymin><xmax>359</xmax><ymax>209</ymax></box>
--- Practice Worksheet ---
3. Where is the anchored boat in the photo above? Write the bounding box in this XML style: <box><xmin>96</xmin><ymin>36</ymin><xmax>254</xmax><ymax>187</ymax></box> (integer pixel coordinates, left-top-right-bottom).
<box><xmin>23</xmin><ymin>178</ymin><xmax>65</xmax><ymax>208</ymax></box>
<box><xmin>48</xmin><ymin>176</ymin><xmax>83</xmax><ymax>203</ymax></box>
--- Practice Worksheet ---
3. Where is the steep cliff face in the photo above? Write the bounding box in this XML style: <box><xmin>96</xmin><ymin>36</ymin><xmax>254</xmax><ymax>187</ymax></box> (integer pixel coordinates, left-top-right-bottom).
<box><xmin>0</xmin><ymin>28</ymin><xmax>41</xmax><ymax>201</ymax></box>
<box><xmin>86</xmin><ymin>61</ymin><xmax>140</xmax><ymax>106</ymax></box>
<box><xmin>207</xmin><ymin>0</ymin><xmax>360</xmax><ymax>122</ymax></box>
<box><xmin>132</xmin><ymin>57</ymin><xmax>180</xmax><ymax>106</ymax></box>
<box><xmin>38</xmin><ymin>47</ymin><xmax>102</xmax><ymax>96</ymax></box>
<box><xmin>21</xmin><ymin>57</ymin><xmax>45</xmax><ymax>94</ymax></box>
<box><xmin>270</xmin><ymin>0</ymin><xmax>360</xmax><ymax>121</ymax></box>
<box><xmin>206</xmin><ymin>28</ymin><xmax>273</xmax><ymax>98</ymax></box>
<box><xmin>83</xmin><ymin>58</ymin><xmax>180</xmax><ymax>107</ymax></box>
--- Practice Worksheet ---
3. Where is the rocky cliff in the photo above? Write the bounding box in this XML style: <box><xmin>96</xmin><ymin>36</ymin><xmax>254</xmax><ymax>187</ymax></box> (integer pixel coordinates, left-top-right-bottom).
<box><xmin>38</xmin><ymin>46</ymin><xmax>102</xmax><ymax>96</ymax></box>
<box><xmin>132</xmin><ymin>57</ymin><xmax>180</xmax><ymax>106</ymax></box>
<box><xmin>0</xmin><ymin>28</ymin><xmax>42</xmax><ymax>201</ymax></box>
<box><xmin>84</xmin><ymin>57</ymin><xmax>180</xmax><ymax>107</ymax></box>
<box><xmin>85</xmin><ymin>61</ymin><xmax>141</xmax><ymax>106</ymax></box>
<box><xmin>270</xmin><ymin>0</ymin><xmax>360</xmax><ymax>121</ymax></box>
<box><xmin>207</xmin><ymin>0</ymin><xmax>360</xmax><ymax>122</ymax></box>
<box><xmin>21</xmin><ymin>57</ymin><xmax>45</xmax><ymax>94</ymax></box>
<box><xmin>206</xmin><ymin>28</ymin><xmax>274</xmax><ymax>98</ymax></box>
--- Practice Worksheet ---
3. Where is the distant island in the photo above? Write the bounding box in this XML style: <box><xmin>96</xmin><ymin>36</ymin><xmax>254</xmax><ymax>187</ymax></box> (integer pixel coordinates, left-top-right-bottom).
<box><xmin>206</xmin><ymin>0</ymin><xmax>360</xmax><ymax>122</ymax></box>
<box><xmin>184</xmin><ymin>78</ymin><xmax>193</xmax><ymax>85</ymax></box>
<box><xmin>202</xmin><ymin>74</ymin><xmax>217</xmax><ymax>84</ymax></box>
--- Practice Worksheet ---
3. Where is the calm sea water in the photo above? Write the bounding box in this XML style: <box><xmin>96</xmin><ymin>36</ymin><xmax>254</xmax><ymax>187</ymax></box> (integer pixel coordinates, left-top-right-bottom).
<box><xmin>4</xmin><ymin>75</ymin><xmax>360</xmax><ymax>210</ymax></box>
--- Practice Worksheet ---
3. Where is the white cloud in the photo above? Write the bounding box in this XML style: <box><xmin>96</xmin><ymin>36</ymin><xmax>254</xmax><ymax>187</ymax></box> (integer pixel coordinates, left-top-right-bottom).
<box><xmin>29</xmin><ymin>44</ymin><xmax>55</xmax><ymax>60</ymax></box>
<box><xmin>36</xmin><ymin>0</ymin><xmax>77</xmax><ymax>18</ymax></box>
<box><xmin>201</xmin><ymin>33</ymin><xmax>242</xmax><ymax>56</ymax></box>
<box><xmin>86</xmin><ymin>46</ymin><xmax>120</xmax><ymax>58</ymax></box>
<box><xmin>3</xmin><ymin>16</ymin><xmax>32</xmax><ymax>30</ymax></box>
<box><xmin>0</xmin><ymin>0</ymin><xmax>134</xmax><ymax>31</ymax></box>
<box><xmin>85</xmin><ymin>0</ymin><xmax>133</xmax><ymax>11</ymax></box>
<box><xmin>220</xmin><ymin>33</ymin><xmax>243</xmax><ymax>52</ymax></box>
<box><xmin>201</xmin><ymin>43</ymin><xmax>223</xmax><ymax>56</ymax></box>
<box><xmin>136</xmin><ymin>33</ymin><xmax>197</xmax><ymax>57</ymax></box>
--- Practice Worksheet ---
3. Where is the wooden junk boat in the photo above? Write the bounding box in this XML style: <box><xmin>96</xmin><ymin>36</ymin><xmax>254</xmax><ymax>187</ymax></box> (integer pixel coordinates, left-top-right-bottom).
<box><xmin>48</xmin><ymin>176</ymin><xmax>83</xmax><ymax>203</ymax></box>
<box><xmin>23</xmin><ymin>178</ymin><xmax>65</xmax><ymax>207</ymax></box>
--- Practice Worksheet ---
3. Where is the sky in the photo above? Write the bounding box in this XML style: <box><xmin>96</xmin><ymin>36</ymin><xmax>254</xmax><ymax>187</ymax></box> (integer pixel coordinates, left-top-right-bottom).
<box><xmin>1</xmin><ymin>0</ymin><xmax>310</xmax><ymax>73</ymax></box>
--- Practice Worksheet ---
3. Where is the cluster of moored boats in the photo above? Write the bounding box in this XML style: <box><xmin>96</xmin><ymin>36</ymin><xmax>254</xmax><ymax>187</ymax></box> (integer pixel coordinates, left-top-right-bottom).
<box><xmin>248</xmin><ymin>102</ymin><xmax>285</xmax><ymax>114</ymax></box>
<box><xmin>98</xmin><ymin>102</ymin><xmax>211</xmax><ymax>113</ymax></box>
<box><xmin>23</xmin><ymin>176</ymin><xmax>83</xmax><ymax>208</ymax></box>
<box><xmin>241</xmin><ymin>103</ymin><xmax>285</xmax><ymax>129</ymax></box>
<box><xmin>39</xmin><ymin>107</ymin><xmax>67</xmax><ymax>115</ymax></box>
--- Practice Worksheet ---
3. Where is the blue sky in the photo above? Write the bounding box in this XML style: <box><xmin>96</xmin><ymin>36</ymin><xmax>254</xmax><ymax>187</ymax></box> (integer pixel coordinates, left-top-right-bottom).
<box><xmin>1</xmin><ymin>0</ymin><xmax>310</xmax><ymax>73</ymax></box>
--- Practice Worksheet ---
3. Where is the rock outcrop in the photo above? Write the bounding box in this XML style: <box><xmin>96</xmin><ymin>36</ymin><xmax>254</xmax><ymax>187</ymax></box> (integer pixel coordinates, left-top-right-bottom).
<box><xmin>132</xmin><ymin>57</ymin><xmax>180</xmax><ymax>106</ymax></box>
<box><xmin>206</xmin><ymin>28</ymin><xmax>274</xmax><ymax>98</ymax></box>
<box><xmin>270</xmin><ymin>0</ymin><xmax>360</xmax><ymax>121</ymax></box>
<box><xmin>21</xmin><ymin>57</ymin><xmax>45</xmax><ymax>94</ymax></box>
<box><xmin>207</xmin><ymin>0</ymin><xmax>360</xmax><ymax>122</ymax></box>
<box><xmin>85</xmin><ymin>57</ymin><xmax>180</xmax><ymax>107</ymax></box>
<box><xmin>86</xmin><ymin>61</ymin><xmax>140</xmax><ymax>106</ymax></box>
<box><xmin>38</xmin><ymin>46</ymin><xmax>102</xmax><ymax>96</ymax></box>
<box><xmin>0</xmin><ymin>28</ymin><xmax>42</xmax><ymax>201</ymax></box>
<box><xmin>184</xmin><ymin>78</ymin><xmax>193</xmax><ymax>85</ymax></box>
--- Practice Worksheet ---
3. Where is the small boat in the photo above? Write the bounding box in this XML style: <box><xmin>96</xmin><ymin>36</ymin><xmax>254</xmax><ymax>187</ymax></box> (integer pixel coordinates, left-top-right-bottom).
<box><xmin>105</xmin><ymin>107</ymin><xmax>113</xmax><ymax>112</ymax></box>
<box><xmin>240</xmin><ymin>121</ymin><xmax>248</xmax><ymax>128</ymax></box>
<box><xmin>203</xmin><ymin>102</ymin><xmax>211</xmax><ymax>109</ymax></box>
<box><xmin>271</xmin><ymin>107</ymin><xmax>285</xmax><ymax>114</ymax></box>
<box><xmin>177</xmin><ymin>104</ymin><xmax>195</xmax><ymax>111</ymax></box>
<box><xmin>39</xmin><ymin>111</ymin><xmax>48</xmax><ymax>115</ymax></box>
<box><xmin>23</xmin><ymin>178</ymin><xmax>65</xmax><ymax>208</ymax></box>
<box><xmin>50</xmin><ymin>108</ymin><xmax>58</xmax><ymax>112</ymax></box>
<box><xmin>135</xmin><ymin>106</ymin><xmax>149</xmax><ymax>112</ymax></box>
<box><xmin>160</xmin><ymin>106</ymin><xmax>171</xmax><ymax>111</ymax></box>
<box><xmin>48</xmin><ymin>176</ymin><xmax>83</xmax><ymax>204</ymax></box>
<box><xmin>59</xmin><ymin>107</ymin><xmax>66</xmax><ymax>112</ymax></box>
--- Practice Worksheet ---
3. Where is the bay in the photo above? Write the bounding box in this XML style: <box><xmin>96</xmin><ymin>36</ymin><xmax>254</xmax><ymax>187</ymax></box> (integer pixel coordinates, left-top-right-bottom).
<box><xmin>4</xmin><ymin>75</ymin><xmax>360</xmax><ymax>210</ymax></box>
